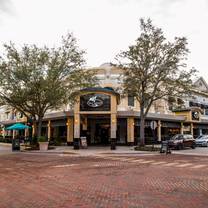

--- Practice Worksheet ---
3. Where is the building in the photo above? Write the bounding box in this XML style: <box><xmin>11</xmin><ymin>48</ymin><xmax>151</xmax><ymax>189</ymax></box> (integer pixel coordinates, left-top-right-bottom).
<box><xmin>1</xmin><ymin>64</ymin><xmax>208</xmax><ymax>145</ymax></box>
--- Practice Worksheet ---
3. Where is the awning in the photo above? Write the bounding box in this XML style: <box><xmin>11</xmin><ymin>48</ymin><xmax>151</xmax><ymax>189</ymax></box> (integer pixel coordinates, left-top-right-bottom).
<box><xmin>6</xmin><ymin>123</ymin><xmax>31</xmax><ymax>130</ymax></box>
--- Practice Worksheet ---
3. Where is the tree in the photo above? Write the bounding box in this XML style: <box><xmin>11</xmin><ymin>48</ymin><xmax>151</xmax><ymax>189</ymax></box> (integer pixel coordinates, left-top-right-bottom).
<box><xmin>115</xmin><ymin>18</ymin><xmax>196</xmax><ymax>146</ymax></box>
<box><xmin>0</xmin><ymin>33</ymin><xmax>97</xmax><ymax>137</ymax></box>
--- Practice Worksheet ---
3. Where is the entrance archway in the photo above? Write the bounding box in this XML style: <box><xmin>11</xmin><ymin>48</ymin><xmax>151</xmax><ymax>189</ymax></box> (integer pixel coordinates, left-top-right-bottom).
<box><xmin>80</xmin><ymin>115</ymin><xmax>110</xmax><ymax>145</ymax></box>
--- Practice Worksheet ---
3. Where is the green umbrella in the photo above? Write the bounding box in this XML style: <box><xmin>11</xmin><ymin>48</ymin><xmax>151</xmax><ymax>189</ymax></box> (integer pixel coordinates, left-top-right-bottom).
<box><xmin>6</xmin><ymin>123</ymin><xmax>31</xmax><ymax>130</ymax></box>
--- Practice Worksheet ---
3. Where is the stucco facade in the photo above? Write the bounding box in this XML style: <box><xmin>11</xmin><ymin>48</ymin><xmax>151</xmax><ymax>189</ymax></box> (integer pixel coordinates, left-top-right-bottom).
<box><xmin>1</xmin><ymin>64</ymin><xmax>208</xmax><ymax>145</ymax></box>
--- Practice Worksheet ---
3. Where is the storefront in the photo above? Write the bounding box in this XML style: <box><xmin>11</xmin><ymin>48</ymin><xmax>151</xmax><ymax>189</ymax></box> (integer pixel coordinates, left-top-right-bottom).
<box><xmin>37</xmin><ymin>88</ymin><xmax>207</xmax><ymax>146</ymax></box>
<box><xmin>4</xmin><ymin>87</ymin><xmax>208</xmax><ymax>146</ymax></box>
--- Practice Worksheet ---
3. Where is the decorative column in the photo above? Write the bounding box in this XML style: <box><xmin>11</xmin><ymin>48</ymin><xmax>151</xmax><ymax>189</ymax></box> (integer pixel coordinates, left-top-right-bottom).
<box><xmin>157</xmin><ymin>120</ymin><xmax>161</xmax><ymax>142</ymax></box>
<box><xmin>66</xmin><ymin>117</ymin><xmax>73</xmax><ymax>145</ymax></box>
<box><xmin>73</xmin><ymin>113</ymin><xmax>80</xmax><ymax>149</ymax></box>
<box><xmin>24</xmin><ymin>127</ymin><xmax>29</xmax><ymax>138</ymax></box>
<box><xmin>127</xmin><ymin>118</ymin><xmax>134</xmax><ymax>145</ymax></box>
<box><xmin>47</xmin><ymin>120</ymin><xmax>51</xmax><ymax>140</ymax></box>
<box><xmin>110</xmin><ymin>113</ymin><xmax>117</xmax><ymax>150</ymax></box>
<box><xmin>32</xmin><ymin>123</ymin><xmax>37</xmax><ymax>137</ymax></box>
<box><xmin>191</xmin><ymin>123</ymin><xmax>194</xmax><ymax>136</ymax></box>
<box><xmin>12</xmin><ymin>130</ymin><xmax>16</xmax><ymax>139</ymax></box>
<box><xmin>73</xmin><ymin>96</ymin><xmax>80</xmax><ymax>149</ymax></box>
<box><xmin>199</xmin><ymin>128</ymin><xmax>202</xmax><ymax>136</ymax></box>
<box><xmin>110</xmin><ymin>94</ymin><xmax>117</xmax><ymax>150</ymax></box>
<box><xmin>2</xmin><ymin>127</ymin><xmax>5</xmax><ymax>139</ymax></box>
<box><xmin>180</xmin><ymin>122</ymin><xmax>184</xmax><ymax>134</ymax></box>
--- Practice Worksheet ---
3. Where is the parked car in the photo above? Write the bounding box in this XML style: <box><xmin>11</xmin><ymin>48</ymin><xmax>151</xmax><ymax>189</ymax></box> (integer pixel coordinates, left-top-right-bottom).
<box><xmin>195</xmin><ymin>135</ymin><xmax>208</xmax><ymax>147</ymax></box>
<box><xmin>168</xmin><ymin>134</ymin><xmax>196</xmax><ymax>150</ymax></box>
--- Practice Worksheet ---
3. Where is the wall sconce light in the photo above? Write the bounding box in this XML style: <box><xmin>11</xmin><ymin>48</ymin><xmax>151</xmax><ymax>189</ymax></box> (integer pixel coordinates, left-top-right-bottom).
<box><xmin>75</xmin><ymin>119</ymin><xmax>78</xmax><ymax>124</ymax></box>
<box><xmin>112</xmin><ymin>118</ymin><xmax>116</xmax><ymax>123</ymax></box>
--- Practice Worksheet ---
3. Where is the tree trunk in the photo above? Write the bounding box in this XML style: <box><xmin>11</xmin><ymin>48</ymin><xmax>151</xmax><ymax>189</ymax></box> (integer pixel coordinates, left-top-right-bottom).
<box><xmin>139</xmin><ymin>107</ymin><xmax>145</xmax><ymax>146</ymax></box>
<box><xmin>37</xmin><ymin>117</ymin><xmax>43</xmax><ymax>138</ymax></box>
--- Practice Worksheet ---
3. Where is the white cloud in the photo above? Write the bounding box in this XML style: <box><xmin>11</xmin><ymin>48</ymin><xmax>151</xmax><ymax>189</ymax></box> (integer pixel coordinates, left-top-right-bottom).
<box><xmin>0</xmin><ymin>0</ymin><xmax>207</xmax><ymax>79</ymax></box>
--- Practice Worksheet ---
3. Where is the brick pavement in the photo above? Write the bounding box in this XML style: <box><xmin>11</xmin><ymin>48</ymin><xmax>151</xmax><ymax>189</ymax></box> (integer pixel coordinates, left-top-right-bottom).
<box><xmin>0</xmin><ymin>153</ymin><xmax>207</xmax><ymax>208</ymax></box>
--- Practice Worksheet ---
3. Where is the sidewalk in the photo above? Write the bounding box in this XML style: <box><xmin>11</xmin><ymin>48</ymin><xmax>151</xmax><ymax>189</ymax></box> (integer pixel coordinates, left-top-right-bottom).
<box><xmin>23</xmin><ymin>145</ymin><xmax>159</xmax><ymax>156</ymax></box>
<box><xmin>0</xmin><ymin>142</ymin><xmax>12</xmax><ymax>147</ymax></box>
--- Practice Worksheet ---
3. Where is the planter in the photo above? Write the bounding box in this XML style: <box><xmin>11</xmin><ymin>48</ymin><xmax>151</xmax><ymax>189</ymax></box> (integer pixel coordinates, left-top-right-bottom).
<box><xmin>39</xmin><ymin>142</ymin><xmax>49</xmax><ymax>151</ymax></box>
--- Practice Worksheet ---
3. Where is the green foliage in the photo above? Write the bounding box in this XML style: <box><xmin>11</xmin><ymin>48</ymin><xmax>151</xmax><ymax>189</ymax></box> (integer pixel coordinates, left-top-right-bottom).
<box><xmin>53</xmin><ymin>137</ymin><xmax>63</xmax><ymax>146</ymax></box>
<box><xmin>115</xmin><ymin>18</ymin><xmax>197</xmax><ymax>145</ymax></box>
<box><xmin>0</xmin><ymin>136</ymin><xmax>12</xmax><ymax>143</ymax></box>
<box><xmin>0</xmin><ymin>33</ymin><xmax>97</xmax><ymax>136</ymax></box>
<box><xmin>134</xmin><ymin>145</ymin><xmax>160</xmax><ymax>151</ymax></box>
<box><xmin>30</xmin><ymin>137</ymin><xmax>38</xmax><ymax>145</ymax></box>
<box><xmin>37</xmin><ymin>136</ymin><xmax>48</xmax><ymax>142</ymax></box>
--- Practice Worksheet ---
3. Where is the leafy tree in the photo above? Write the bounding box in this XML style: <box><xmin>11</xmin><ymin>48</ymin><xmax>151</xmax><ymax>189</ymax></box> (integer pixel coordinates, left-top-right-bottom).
<box><xmin>0</xmin><ymin>33</ymin><xmax>97</xmax><ymax>137</ymax></box>
<box><xmin>115</xmin><ymin>18</ymin><xmax>196</xmax><ymax>146</ymax></box>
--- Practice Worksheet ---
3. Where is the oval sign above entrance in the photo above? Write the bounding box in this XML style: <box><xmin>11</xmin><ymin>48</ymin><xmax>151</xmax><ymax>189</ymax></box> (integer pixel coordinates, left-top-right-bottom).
<box><xmin>87</xmin><ymin>96</ymin><xmax>103</xmax><ymax>108</ymax></box>
<box><xmin>80</xmin><ymin>93</ymin><xmax>111</xmax><ymax>111</ymax></box>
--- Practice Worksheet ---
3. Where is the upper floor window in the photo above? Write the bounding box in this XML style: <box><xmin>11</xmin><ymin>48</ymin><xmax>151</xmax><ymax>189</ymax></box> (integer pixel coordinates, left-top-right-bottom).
<box><xmin>5</xmin><ymin>112</ymin><xmax>9</xmax><ymax>119</ymax></box>
<box><xmin>128</xmin><ymin>95</ymin><xmax>134</xmax><ymax>107</ymax></box>
<box><xmin>205</xmin><ymin>109</ymin><xmax>208</xmax><ymax>116</ymax></box>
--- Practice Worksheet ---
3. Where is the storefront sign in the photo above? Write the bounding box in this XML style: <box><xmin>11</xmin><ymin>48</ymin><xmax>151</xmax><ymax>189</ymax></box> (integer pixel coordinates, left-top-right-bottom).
<box><xmin>80</xmin><ymin>93</ymin><xmax>111</xmax><ymax>111</ymax></box>
<box><xmin>87</xmin><ymin>96</ymin><xmax>103</xmax><ymax>107</ymax></box>
<box><xmin>192</xmin><ymin>111</ymin><xmax>200</xmax><ymax>121</ymax></box>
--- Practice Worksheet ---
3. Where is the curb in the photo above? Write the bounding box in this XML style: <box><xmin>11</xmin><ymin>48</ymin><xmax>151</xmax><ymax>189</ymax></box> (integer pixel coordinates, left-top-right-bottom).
<box><xmin>0</xmin><ymin>142</ymin><xmax>12</xmax><ymax>147</ymax></box>
<box><xmin>172</xmin><ymin>152</ymin><xmax>208</xmax><ymax>157</ymax></box>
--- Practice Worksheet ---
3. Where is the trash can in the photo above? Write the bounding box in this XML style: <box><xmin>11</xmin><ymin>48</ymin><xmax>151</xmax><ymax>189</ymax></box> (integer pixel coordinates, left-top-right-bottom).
<box><xmin>73</xmin><ymin>138</ymin><xmax>80</xmax><ymax>150</ymax></box>
<box><xmin>12</xmin><ymin>138</ymin><xmax>20</xmax><ymax>151</ymax></box>
<box><xmin>160</xmin><ymin>141</ymin><xmax>171</xmax><ymax>154</ymax></box>
<box><xmin>110</xmin><ymin>138</ymin><xmax>116</xmax><ymax>150</ymax></box>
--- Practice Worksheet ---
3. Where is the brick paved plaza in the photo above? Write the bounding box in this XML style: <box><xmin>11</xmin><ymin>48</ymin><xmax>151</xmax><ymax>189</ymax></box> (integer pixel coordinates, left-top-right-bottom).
<box><xmin>0</xmin><ymin>152</ymin><xmax>207</xmax><ymax>208</ymax></box>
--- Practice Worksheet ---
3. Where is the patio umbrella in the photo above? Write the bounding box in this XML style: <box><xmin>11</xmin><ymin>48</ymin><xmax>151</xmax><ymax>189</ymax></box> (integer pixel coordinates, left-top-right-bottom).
<box><xmin>6</xmin><ymin>123</ymin><xmax>31</xmax><ymax>130</ymax></box>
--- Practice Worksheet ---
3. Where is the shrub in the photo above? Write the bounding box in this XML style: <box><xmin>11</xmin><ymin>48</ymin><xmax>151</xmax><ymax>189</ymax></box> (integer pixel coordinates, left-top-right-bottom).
<box><xmin>134</xmin><ymin>145</ymin><xmax>160</xmax><ymax>151</ymax></box>
<box><xmin>37</xmin><ymin>136</ymin><xmax>48</xmax><ymax>142</ymax></box>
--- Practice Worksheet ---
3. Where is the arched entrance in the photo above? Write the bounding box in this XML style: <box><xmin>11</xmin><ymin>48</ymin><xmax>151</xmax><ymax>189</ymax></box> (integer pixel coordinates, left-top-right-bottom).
<box><xmin>73</xmin><ymin>87</ymin><xmax>120</xmax><ymax>148</ymax></box>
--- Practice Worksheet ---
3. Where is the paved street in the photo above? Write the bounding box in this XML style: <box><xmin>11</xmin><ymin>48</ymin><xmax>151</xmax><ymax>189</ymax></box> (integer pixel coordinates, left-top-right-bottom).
<box><xmin>0</xmin><ymin>151</ymin><xmax>207</xmax><ymax>208</ymax></box>
<box><xmin>172</xmin><ymin>147</ymin><xmax>208</xmax><ymax>156</ymax></box>
<box><xmin>0</xmin><ymin>144</ymin><xmax>12</xmax><ymax>155</ymax></box>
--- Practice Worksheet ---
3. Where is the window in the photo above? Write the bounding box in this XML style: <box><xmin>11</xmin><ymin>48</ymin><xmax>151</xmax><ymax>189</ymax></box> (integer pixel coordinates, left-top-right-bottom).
<box><xmin>128</xmin><ymin>95</ymin><xmax>134</xmax><ymax>107</ymax></box>
<box><xmin>6</xmin><ymin>112</ymin><xmax>9</xmax><ymax>119</ymax></box>
<box><xmin>205</xmin><ymin>109</ymin><xmax>208</xmax><ymax>115</ymax></box>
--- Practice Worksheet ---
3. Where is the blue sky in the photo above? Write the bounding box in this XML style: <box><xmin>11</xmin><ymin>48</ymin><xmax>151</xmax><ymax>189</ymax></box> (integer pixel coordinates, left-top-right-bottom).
<box><xmin>0</xmin><ymin>0</ymin><xmax>208</xmax><ymax>79</ymax></box>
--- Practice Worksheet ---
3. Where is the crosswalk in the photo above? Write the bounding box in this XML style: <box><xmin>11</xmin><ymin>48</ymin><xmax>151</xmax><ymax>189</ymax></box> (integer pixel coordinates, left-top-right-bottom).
<box><xmin>95</xmin><ymin>155</ymin><xmax>208</xmax><ymax>170</ymax></box>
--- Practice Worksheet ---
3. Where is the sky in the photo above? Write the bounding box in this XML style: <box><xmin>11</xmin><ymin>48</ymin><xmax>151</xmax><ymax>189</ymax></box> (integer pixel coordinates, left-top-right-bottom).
<box><xmin>0</xmin><ymin>0</ymin><xmax>208</xmax><ymax>80</ymax></box>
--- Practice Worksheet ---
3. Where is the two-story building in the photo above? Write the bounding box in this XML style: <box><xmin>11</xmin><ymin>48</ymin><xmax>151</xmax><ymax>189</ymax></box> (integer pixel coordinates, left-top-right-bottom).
<box><xmin>1</xmin><ymin>64</ymin><xmax>208</xmax><ymax>145</ymax></box>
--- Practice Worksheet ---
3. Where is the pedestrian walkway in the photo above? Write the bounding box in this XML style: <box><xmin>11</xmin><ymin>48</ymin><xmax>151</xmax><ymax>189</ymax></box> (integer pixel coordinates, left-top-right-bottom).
<box><xmin>41</xmin><ymin>145</ymin><xmax>159</xmax><ymax>156</ymax></box>
<box><xmin>95</xmin><ymin>154</ymin><xmax>208</xmax><ymax>170</ymax></box>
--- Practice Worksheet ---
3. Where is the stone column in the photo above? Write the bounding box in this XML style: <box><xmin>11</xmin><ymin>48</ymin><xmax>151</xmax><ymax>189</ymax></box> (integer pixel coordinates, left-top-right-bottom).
<box><xmin>12</xmin><ymin>130</ymin><xmax>16</xmax><ymax>139</ymax></box>
<box><xmin>32</xmin><ymin>123</ymin><xmax>36</xmax><ymax>137</ymax></box>
<box><xmin>110</xmin><ymin>113</ymin><xmax>117</xmax><ymax>150</ymax></box>
<box><xmin>74</xmin><ymin>114</ymin><xmax>80</xmax><ymax>138</ymax></box>
<box><xmin>24</xmin><ymin>128</ymin><xmax>29</xmax><ymax>138</ymax></box>
<box><xmin>2</xmin><ymin>127</ymin><xmax>5</xmax><ymax>139</ymax></box>
<box><xmin>191</xmin><ymin>123</ymin><xmax>194</xmax><ymax>136</ymax></box>
<box><xmin>180</xmin><ymin>122</ymin><xmax>184</xmax><ymax>134</ymax></box>
<box><xmin>157</xmin><ymin>120</ymin><xmax>161</xmax><ymax>142</ymax></box>
<box><xmin>66</xmin><ymin>117</ymin><xmax>73</xmax><ymax>145</ymax></box>
<box><xmin>47</xmin><ymin>120</ymin><xmax>51</xmax><ymax>140</ymax></box>
<box><xmin>199</xmin><ymin>128</ymin><xmax>202</xmax><ymax>136</ymax></box>
<box><xmin>74</xmin><ymin>113</ymin><xmax>80</xmax><ymax>149</ymax></box>
<box><xmin>127</xmin><ymin>118</ymin><xmax>134</xmax><ymax>145</ymax></box>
